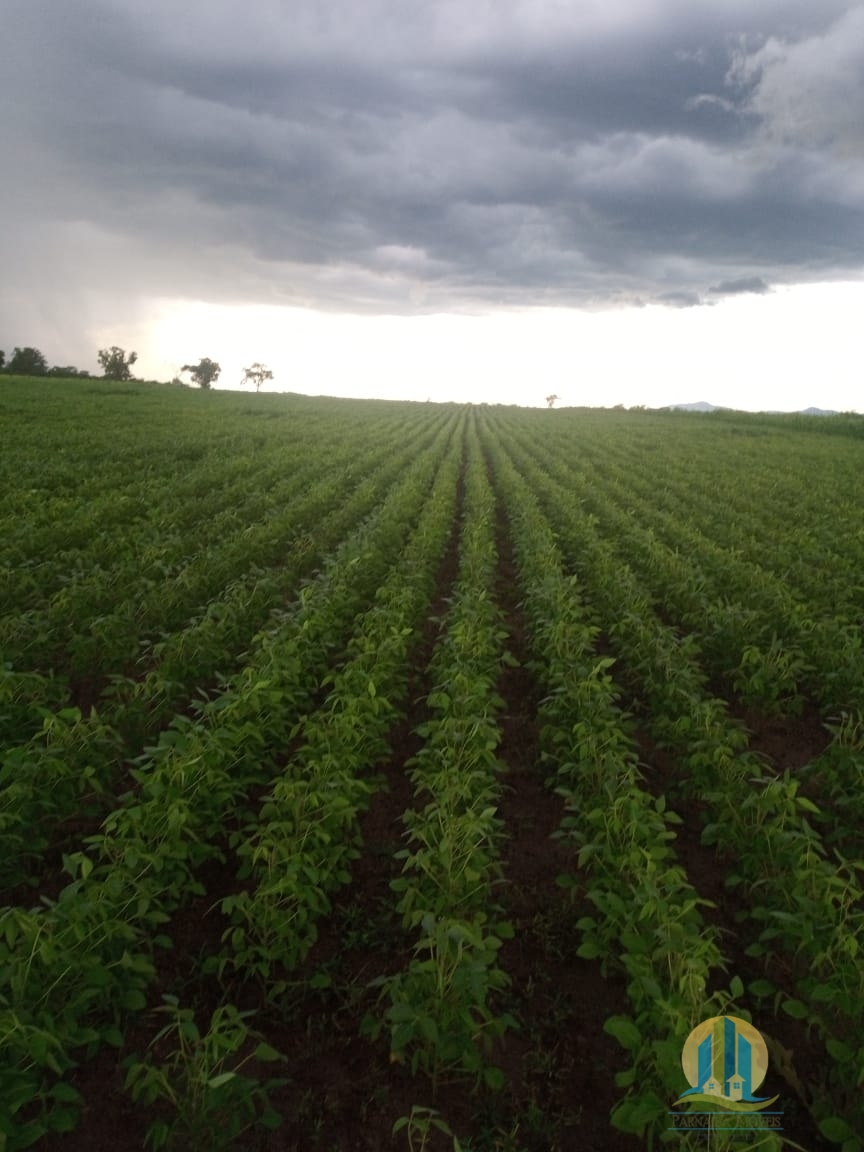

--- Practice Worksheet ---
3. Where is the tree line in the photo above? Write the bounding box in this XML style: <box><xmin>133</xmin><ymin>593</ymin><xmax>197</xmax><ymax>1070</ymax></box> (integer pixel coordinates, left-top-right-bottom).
<box><xmin>0</xmin><ymin>347</ymin><xmax>274</xmax><ymax>390</ymax></box>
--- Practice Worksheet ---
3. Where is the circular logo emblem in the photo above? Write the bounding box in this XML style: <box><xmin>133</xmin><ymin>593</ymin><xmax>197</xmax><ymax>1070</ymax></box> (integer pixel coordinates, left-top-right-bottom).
<box><xmin>677</xmin><ymin>1015</ymin><xmax>775</xmax><ymax>1110</ymax></box>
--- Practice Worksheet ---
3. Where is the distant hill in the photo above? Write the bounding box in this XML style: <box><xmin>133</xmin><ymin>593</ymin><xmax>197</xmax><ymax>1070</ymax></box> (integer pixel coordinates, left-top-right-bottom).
<box><xmin>664</xmin><ymin>401</ymin><xmax>839</xmax><ymax>415</ymax></box>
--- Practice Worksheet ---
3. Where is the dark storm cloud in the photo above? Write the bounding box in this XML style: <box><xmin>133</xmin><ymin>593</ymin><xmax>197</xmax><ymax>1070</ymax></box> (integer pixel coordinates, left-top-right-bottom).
<box><xmin>2</xmin><ymin>0</ymin><xmax>863</xmax><ymax>358</ymax></box>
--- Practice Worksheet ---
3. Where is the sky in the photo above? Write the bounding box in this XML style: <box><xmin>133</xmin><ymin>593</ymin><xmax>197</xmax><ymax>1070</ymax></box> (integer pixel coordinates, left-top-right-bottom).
<box><xmin>2</xmin><ymin>0</ymin><xmax>863</xmax><ymax>410</ymax></box>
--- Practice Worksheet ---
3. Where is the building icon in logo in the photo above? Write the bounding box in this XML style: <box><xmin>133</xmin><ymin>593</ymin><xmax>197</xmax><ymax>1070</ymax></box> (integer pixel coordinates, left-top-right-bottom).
<box><xmin>677</xmin><ymin>1016</ymin><xmax>777</xmax><ymax>1110</ymax></box>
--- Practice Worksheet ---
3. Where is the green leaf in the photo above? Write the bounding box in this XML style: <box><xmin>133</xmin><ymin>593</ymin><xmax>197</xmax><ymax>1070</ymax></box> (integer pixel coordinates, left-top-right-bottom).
<box><xmin>626</xmin><ymin>1091</ymin><xmax>666</xmax><ymax>1127</ymax></box>
<box><xmin>825</xmin><ymin>1038</ymin><xmax>854</xmax><ymax>1063</ymax></box>
<box><xmin>418</xmin><ymin>1016</ymin><xmax>438</xmax><ymax>1044</ymax></box>
<box><xmin>207</xmin><ymin>1072</ymin><xmax>236</xmax><ymax>1090</ymax></box>
<box><xmin>603</xmin><ymin>1016</ymin><xmax>641</xmax><ymax>1051</ymax></box>
<box><xmin>260</xmin><ymin>1107</ymin><xmax>283</xmax><ymax>1130</ymax></box>
<box><xmin>810</xmin><ymin>983</ymin><xmax>835</xmax><ymax>1003</ymax></box>
<box><xmin>483</xmin><ymin>1065</ymin><xmax>505</xmax><ymax>1090</ymax></box>
<box><xmin>729</xmin><ymin>974</ymin><xmax>744</xmax><ymax>999</ymax></box>
<box><xmin>1</xmin><ymin>1121</ymin><xmax>43</xmax><ymax>1146</ymax></box>
<box><xmin>748</xmin><ymin>979</ymin><xmax>776</xmax><ymax>997</ymax></box>
<box><xmin>254</xmin><ymin>1043</ymin><xmax>283</xmax><ymax>1062</ymax></box>
<box><xmin>819</xmin><ymin>1116</ymin><xmax>854</xmax><ymax>1142</ymax></box>
<box><xmin>620</xmin><ymin>929</ymin><xmax>649</xmax><ymax>955</ymax></box>
<box><xmin>611</xmin><ymin>1092</ymin><xmax>665</xmax><ymax>1133</ymax></box>
<box><xmin>49</xmin><ymin>1083</ymin><xmax>81</xmax><ymax>1105</ymax></box>
<box><xmin>47</xmin><ymin>1108</ymin><xmax>78</xmax><ymax>1133</ymax></box>
<box><xmin>782</xmin><ymin>999</ymin><xmax>809</xmax><ymax>1020</ymax></box>
<box><xmin>639</xmin><ymin>976</ymin><xmax>662</xmax><ymax>1000</ymax></box>
<box><xmin>388</xmin><ymin>1001</ymin><xmax>416</xmax><ymax>1023</ymax></box>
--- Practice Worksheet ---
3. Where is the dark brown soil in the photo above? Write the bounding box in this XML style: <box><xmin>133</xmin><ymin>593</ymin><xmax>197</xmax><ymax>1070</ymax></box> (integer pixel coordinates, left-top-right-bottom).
<box><xmin>727</xmin><ymin>699</ymin><xmax>832</xmax><ymax>779</ymax></box>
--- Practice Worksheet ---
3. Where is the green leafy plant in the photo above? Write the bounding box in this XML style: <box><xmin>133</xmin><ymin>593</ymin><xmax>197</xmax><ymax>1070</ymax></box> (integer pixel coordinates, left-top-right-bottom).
<box><xmin>375</xmin><ymin>914</ymin><xmax>515</xmax><ymax>1092</ymax></box>
<box><xmin>122</xmin><ymin>996</ymin><xmax>286</xmax><ymax>1150</ymax></box>
<box><xmin>393</xmin><ymin>1104</ymin><xmax>472</xmax><ymax>1152</ymax></box>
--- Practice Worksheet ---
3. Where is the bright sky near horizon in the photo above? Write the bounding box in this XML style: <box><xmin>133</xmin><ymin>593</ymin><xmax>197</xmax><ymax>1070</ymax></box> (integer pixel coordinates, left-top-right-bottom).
<box><xmin>140</xmin><ymin>281</ymin><xmax>863</xmax><ymax>411</ymax></box>
<box><xmin>2</xmin><ymin>1</ymin><xmax>862</xmax><ymax>411</ymax></box>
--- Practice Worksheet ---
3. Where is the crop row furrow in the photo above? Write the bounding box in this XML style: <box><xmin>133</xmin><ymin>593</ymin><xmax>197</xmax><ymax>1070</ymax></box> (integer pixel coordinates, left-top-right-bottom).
<box><xmin>370</xmin><ymin>423</ymin><xmax>515</xmax><ymax>1093</ymax></box>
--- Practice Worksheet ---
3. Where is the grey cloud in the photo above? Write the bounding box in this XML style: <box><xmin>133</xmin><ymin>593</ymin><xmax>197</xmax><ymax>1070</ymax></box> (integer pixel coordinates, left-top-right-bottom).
<box><xmin>726</xmin><ymin>7</ymin><xmax>864</xmax><ymax>154</ymax></box>
<box><xmin>685</xmin><ymin>93</ymin><xmax>737</xmax><ymax>114</ymax></box>
<box><xmin>708</xmin><ymin>277</ymin><xmax>771</xmax><ymax>295</ymax></box>
<box><xmin>658</xmin><ymin>291</ymin><xmax>704</xmax><ymax>308</ymax></box>
<box><xmin>2</xmin><ymin>0</ymin><xmax>863</xmax><ymax>356</ymax></box>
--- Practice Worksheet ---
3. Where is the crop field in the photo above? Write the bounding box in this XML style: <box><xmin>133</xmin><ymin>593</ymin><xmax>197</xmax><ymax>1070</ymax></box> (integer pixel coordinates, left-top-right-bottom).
<box><xmin>2</xmin><ymin>377</ymin><xmax>864</xmax><ymax>1152</ymax></box>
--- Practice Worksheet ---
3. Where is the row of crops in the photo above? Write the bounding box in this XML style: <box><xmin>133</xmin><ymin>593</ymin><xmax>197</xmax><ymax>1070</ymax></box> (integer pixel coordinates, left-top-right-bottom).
<box><xmin>2</xmin><ymin>378</ymin><xmax>863</xmax><ymax>1151</ymax></box>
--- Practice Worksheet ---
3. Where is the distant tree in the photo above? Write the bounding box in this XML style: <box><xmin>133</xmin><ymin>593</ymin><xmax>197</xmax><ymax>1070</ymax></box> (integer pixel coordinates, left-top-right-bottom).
<box><xmin>0</xmin><ymin>350</ymin><xmax>5</xmax><ymax>370</ymax></box>
<box><xmin>7</xmin><ymin>346</ymin><xmax>48</xmax><ymax>376</ymax></box>
<box><xmin>182</xmin><ymin>358</ymin><xmax>221</xmax><ymax>389</ymax></box>
<box><xmin>545</xmin><ymin>393</ymin><xmax>559</xmax><ymax>408</ymax></box>
<box><xmin>98</xmin><ymin>346</ymin><xmax>138</xmax><ymax>381</ymax></box>
<box><xmin>47</xmin><ymin>365</ymin><xmax>83</xmax><ymax>378</ymax></box>
<box><xmin>242</xmin><ymin>362</ymin><xmax>274</xmax><ymax>392</ymax></box>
